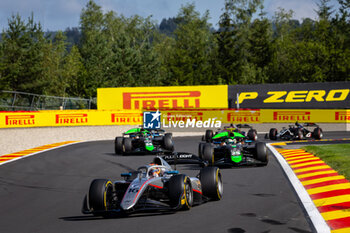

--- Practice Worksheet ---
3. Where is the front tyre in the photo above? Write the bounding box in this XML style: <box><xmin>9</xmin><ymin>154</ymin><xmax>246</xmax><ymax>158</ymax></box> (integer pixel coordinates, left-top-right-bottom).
<box><xmin>202</xmin><ymin>143</ymin><xmax>214</xmax><ymax>165</ymax></box>
<box><xmin>254</xmin><ymin>142</ymin><xmax>268</xmax><ymax>164</ymax></box>
<box><xmin>168</xmin><ymin>175</ymin><xmax>193</xmax><ymax>210</ymax></box>
<box><xmin>205</xmin><ymin>130</ymin><xmax>213</xmax><ymax>142</ymax></box>
<box><xmin>114</xmin><ymin>137</ymin><xmax>123</xmax><ymax>155</ymax></box>
<box><xmin>123</xmin><ymin>138</ymin><xmax>133</xmax><ymax>154</ymax></box>
<box><xmin>200</xmin><ymin>167</ymin><xmax>223</xmax><ymax>201</ymax></box>
<box><xmin>88</xmin><ymin>179</ymin><xmax>114</xmax><ymax>216</ymax></box>
<box><xmin>198</xmin><ymin>143</ymin><xmax>205</xmax><ymax>159</ymax></box>
<box><xmin>248</xmin><ymin>129</ymin><xmax>258</xmax><ymax>141</ymax></box>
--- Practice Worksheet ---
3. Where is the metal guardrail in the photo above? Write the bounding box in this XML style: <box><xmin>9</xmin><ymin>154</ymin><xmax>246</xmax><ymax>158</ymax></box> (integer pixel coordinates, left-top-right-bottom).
<box><xmin>0</xmin><ymin>90</ymin><xmax>96</xmax><ymax>111</ymax></box>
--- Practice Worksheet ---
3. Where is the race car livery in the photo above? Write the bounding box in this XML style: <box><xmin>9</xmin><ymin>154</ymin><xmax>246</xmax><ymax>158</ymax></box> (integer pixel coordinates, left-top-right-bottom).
<box><xmin>199</xmin><ymin>131</ymin><xmax>268</xmax><ymax>167</ymax></box>
<box><xmin>115</xmin><ymin>128</ymin><xmax>174</xmax><ymax>155</ymax></box>
<box><xmin>203</xmin><ymin>124</ymin><xmax>258</xmax><ymax>142</ymax></box>
<box><xmin>82</xmin><ymin>156</ymin><xmax>223</xmax><ymax>217</ymax></box>
<box><xmin>268</xmin><ymin>122</ymin><xmax>323</xmax><ymax>141</ymax></box>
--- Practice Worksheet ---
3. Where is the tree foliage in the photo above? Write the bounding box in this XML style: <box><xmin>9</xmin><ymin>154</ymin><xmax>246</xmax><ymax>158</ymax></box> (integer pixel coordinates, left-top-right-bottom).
<box><xmin>1</xmin><ymin>14</ymin><xmax>47</xmax><ymax>93</ymax></box>
<box><xmin>217</xmin><ymin>0</ymin><xmax>268</xmax><ymax>84</ymax></box>
<box><xmin>78</xmin><ymin>1</ymin><xmax>162</xmax><ymax>96</ymax></box>
<box><xmin>0</xmin><ymin>0</ymin><xmax>349</xmax><ymax>99</ymax></box>
<box><xmin>161</xmin><ymin>3</ymin><xmax>217</xmax><ymax>85</ymax></box>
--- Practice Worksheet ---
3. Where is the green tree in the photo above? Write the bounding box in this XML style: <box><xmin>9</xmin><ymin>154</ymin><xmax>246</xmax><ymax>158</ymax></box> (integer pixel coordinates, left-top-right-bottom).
<box><xmin>216</xmin><ymin>6</ymin><xmax>236</xmax><ymax>84</ymax></box>
<box><xmin>1</xmin><ymin>13</ymin><xmax>47</xmax><ymax>93</ymax></box>
<box><xmin>79</xmin><ymin>0</ymin><xmax>162</xmax><ymax>96</ymax></box>
<box><xmin>332</xmin><ymin>0</ymin><xmax>350</xmax><ymax>80</ymax></box>
<box><xmin>162</xmin><ymin>3</ymin><xmax>217</xmax><ymax>85</ymax></box>
<box><xmin>248</xmin><ymin>6</ymin><xmax>273</xmax><ymax>83</ymax></box>
<box><xmin>79</xmin><ymin>0</ymin><xmax>111</xmax><ymax>97</ymax></box>
<box><xmin>153</xmin><ymin>34</ymin><xmax>176</xmax><ymax>85</ymax></box>
<box><xmin>42</xmin><ymin>31</ymin><xmax>68</xmax><ymax>96</ymax></box>
<box><xmin>0</xmin><ymin>37</ymin><xmax>4</xmax><ymax>89</ymax></box>
<box><xmin>267</xmin><ymin>8</ymin><xmax>297</xmax><ymax>83</ymax></box>
<box><xmin>313</xmin><ymin>0</ymin><xmax>349</xmax><ymax>81</ymax></box>
<box><xmin>104</xmin><ymin>13</ymin><xmax>162</xmax><ymax>87</ymax></box>
<box><xmin>217</xmin><ymin>0</ymin><xmax>265</xmax><ymax>84</ymax></box>
<box><xmin>296</xmin><ymin>18</ymin><xmax>316</xmax><ymax>42</ymax></box>
<box><xmin>64</xmin><ymin>45</ymin><xmax>86</xmax><ymax>97</ymax></box>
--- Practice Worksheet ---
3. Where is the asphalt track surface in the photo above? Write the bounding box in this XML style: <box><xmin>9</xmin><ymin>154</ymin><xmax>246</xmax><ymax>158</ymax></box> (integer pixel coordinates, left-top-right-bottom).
<box><xmin>0</xmin><ymin>132</ymin><xmax>349</xmax><ymax>233</ymax></box>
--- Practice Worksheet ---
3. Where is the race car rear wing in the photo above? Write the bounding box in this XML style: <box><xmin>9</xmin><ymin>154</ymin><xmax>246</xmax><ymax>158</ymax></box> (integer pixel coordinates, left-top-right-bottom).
<box><xmin>289</xmin><ymin>122</ymin><xmax>319</xmax><ymax>128</ymax></box>
<box><xmin>303</xmin><ymin>122</ymin><xmax>319</xmax><ymax>127</ymax></box>
<box><xmin>236</xmin><ymin>124</ymin><xmax>253</xmax><ymax>129</ymax></box>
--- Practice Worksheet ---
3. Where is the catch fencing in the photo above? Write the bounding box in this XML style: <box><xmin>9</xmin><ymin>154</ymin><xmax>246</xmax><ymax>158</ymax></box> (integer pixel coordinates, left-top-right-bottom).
<box><xmin>0</xmin><ymin>90</ymin><xmax>96</xmax><ymax>111</ymax></box>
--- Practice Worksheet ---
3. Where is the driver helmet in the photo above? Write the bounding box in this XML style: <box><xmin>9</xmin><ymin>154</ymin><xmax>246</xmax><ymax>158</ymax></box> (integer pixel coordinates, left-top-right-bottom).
<box><xmin>235</xmin><ymin>137</ymin><xmax>243</xmax><ymax>144</ymax></box>
<box><xmin>227</xmin><ymin>138</ymin><xmax>236</xmax><ymax>144</ymax></box>
<box><xmin>143</xmin><ymin>132</ymin><xmax>152</xmax><ymax>139</ymax></box>
<box><xmin>148</xmin><ymin>164</ymin><xmax>162</xmax><ymax>177</ymax></box>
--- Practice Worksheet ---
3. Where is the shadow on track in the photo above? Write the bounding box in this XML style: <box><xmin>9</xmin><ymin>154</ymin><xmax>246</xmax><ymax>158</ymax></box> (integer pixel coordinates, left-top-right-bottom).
<box><xmin>60</xmin><ymin>211</ymin><xmax>175</xmax><ymax>221</ymax></box>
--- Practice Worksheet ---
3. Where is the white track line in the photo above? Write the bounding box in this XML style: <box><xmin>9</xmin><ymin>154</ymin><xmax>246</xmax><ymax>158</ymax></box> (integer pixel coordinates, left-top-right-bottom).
<box><xmin>267</xmin><ymin>144</ymin><xmax>330</xmax><ymax>233</ymax></box>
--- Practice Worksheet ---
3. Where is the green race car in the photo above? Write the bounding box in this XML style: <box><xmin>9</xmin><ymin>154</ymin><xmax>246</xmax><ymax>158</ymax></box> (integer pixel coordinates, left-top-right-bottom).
<box><xmin>203</xmin><ymin>124</ymin><xmax>258</xmax><ymax>142</ymax></box>
<box><xmin>198</xmin><ymin>130</ymin><xmax>268</xmax><ymax>167</ymax></box>
<box><xmin>115</xmin><ymin>128</ymin><xmax>174</xmax><ymax>155</ymax></box>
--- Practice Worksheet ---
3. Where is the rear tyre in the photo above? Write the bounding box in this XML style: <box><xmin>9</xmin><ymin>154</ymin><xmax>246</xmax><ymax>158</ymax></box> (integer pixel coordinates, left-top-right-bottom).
<box><xmin>168</xmin><ymin>174</ymin><xmax>193</xmax><ymax>210</ymax></box>
<box><xmin>88</xmin><ymin>179</ymin><xmax>114</xmax><ymax>217</ymax></box>
<box><xmin>123</xmin><ymin>138</ymin><xmax>133</xmax><ymax>154</ymax></box>
<box><xmin>313</xmin><ymin>127</ymin><xmax>323</xmax><ymax>140</ymax></box>
<box><xmin>164</xmin><ymin>133</ymin><xmax>174</xmax><ymax>151</ymax></box>
<box><xmin>254</xmin><ymin>142</ymin><xmax>268</xmax><ymax>164</ymax></box>
<box><xmin>199</xmin><ymin>167</ymin><xmax>223</xmax><ymax>200</ymax></box>
<box><xmin>205</xmin><ymin>130</ymin><xmax>213</xmax><ymax>142</ymax></box>
<box><xmin>114</xmin><ymin>137</ymin><xmax>123</xmax><ymax>155</ymax></box>
<box><xmin>269</xmin><ymin>128</ymin><xmax>277</xmax><ymax>140</ymax></box>
<box><xmin>248</xmin><ymin>129</ymin><xmax>258</xmax><ymax>141</ymax></box>
<box><xmin>202</xmin><ymin>143</ymin><xmax>214</xmax><ymax>165</ymax></box>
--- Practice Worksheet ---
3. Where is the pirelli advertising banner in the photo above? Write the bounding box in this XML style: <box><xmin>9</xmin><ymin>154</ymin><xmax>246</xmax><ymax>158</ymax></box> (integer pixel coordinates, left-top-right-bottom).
<box><xmin>1</xmin><ymin>109</ymin><xmax>349</xmax><ymax>128</ymax></box>
<box><xmin>97</xmin><ymin>85</ymin><xmax>228</xmax><ymax>110</ymax></box>
<box><xmin>261</xmin><ymin>109</ymin><xmax>350</xmax><ymax>123</ymax></box>
<box><xmin>162</xmin><ymin>109</ymin><xmax>261</xmax><ymax>124</ymax></box>
<box><xmin>161</xmin><ymin>109</ymin><xmax>350</xmax><ymax>124</ymax></box>
<box><xmin>229</xmin><ymin>82</ymin><xmax>350</xmax><ymax>109</ymax></box>
<box><xmin>0</xmin><ymin>110</ymin><xmax>143</xmax><ymax>128</ymax></box>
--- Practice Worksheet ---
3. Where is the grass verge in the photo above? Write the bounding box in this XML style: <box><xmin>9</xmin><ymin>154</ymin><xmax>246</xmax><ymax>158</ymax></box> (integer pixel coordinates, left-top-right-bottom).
<box><xmin>302</xmin><ymin>144</ymin><xmax>350</xmax><ymax>181</ymax></box>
